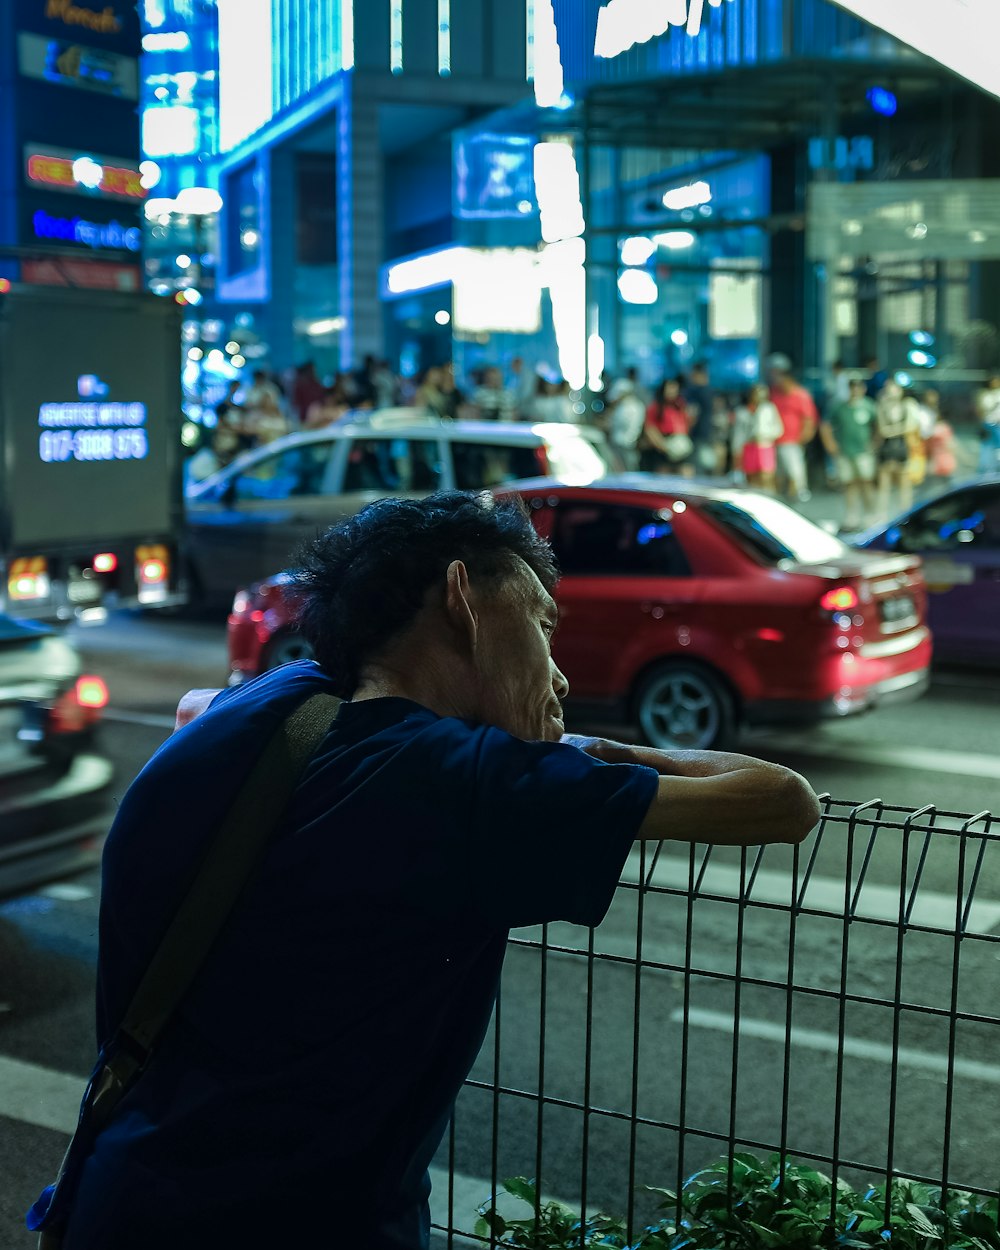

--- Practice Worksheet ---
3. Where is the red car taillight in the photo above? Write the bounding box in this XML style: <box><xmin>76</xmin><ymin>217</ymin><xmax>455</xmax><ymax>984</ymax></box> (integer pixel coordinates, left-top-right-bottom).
<box><xmin>819</xmin><ymin>586</ymin><xmax>859</xmax><ymax>612</ymax></box>
<box><xmin>48</xmin><ymin>675</ymin><xmax>109</xmax><ymax>734</ymax></box>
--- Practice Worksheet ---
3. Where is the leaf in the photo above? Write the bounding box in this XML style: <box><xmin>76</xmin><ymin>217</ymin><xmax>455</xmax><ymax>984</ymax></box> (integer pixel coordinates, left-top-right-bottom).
<box><xmin>747</xmin><ymin>1220</ymin><xmax>788</xmax><ymax>1247</ymax></box>
<box><xmin>905</xmin><ymin>1204</ymin><xmax>944</xmax><ymax>1238</ymax></box>
<box><xmin>645</xmin><ymin>1186</ymin><xmax>679</xmax><ymax>1205</ymax></box>
<box><xmin>504</xmin><ymin>1177</ymin><xmax>540</xmax><ymax>1206</ymax></box>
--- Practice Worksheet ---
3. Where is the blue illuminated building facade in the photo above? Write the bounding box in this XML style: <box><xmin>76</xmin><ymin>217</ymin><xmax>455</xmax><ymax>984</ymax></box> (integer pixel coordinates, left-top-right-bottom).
<box><xmin>138</xmin><ymin>0</ymin><xmax>530</xmax><ymax>384</ymax></box>
<box><xmin>131</xmin><ymin>0</ymin><xmax>1000</xmax><ymax>396</ymax></box>
<box><xmin>0</xmin><ymin>0</ymin><xmax>144</xmax><ymax>291</ymax></box>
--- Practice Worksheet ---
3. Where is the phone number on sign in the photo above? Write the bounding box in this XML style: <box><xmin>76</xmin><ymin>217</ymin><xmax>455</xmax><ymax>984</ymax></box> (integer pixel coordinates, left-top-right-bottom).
<box><xmin>39</xmin><ymin>430</ymin><xmax>149</xmax><ymax>462</ymax></box>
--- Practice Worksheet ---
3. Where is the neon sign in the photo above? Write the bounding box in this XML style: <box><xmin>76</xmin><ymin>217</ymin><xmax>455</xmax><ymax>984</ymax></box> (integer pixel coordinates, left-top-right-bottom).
<box><xmin>595</xmin><ymin>0</ymin><xmax>735</xmax><ymax>56</ymax></box>
<box><xmin>26</xmin><ymin>149</ymin><xmax>146</xmax><ymax>200</ymax></box>
<box><xmin>38</xmin><ymin>400</ymin><xmax>149</xmax><ymax>463</ymax></box>
<box><xmin>45</xmin><ymin>0</ymin><xmax>122</xmax><ymax>35</ymax></box>
<box><xmin>33</xmin><ymin>210</ymin><xmax>141</xmax><ymax>251</ymax></box>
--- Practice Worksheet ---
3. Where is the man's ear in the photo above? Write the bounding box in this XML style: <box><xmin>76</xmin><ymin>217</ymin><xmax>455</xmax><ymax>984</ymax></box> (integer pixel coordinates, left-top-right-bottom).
<box><xmin>444</xmin><ymin>559</ymin><xmax>478</xmax><ymax>653</ymax></box>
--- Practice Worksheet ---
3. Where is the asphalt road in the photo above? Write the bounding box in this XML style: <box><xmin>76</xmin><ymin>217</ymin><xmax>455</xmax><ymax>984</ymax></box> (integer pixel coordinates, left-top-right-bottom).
<box><xmin>1</xmin><ymin>612</ymin><xmax>998</xmax><ymax>1245</ymax></box>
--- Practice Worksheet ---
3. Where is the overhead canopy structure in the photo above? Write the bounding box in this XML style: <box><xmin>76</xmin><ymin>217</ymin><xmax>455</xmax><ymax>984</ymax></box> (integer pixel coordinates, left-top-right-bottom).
<box><xmin>829</xmin><ymin>0</ymin><xmax>1000</xmax><ymax>100</ymax></box>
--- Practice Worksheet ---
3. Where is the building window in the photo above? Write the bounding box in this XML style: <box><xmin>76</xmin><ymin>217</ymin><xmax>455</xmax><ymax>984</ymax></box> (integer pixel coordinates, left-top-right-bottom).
<box><xmin>438</xmin><ymin>0</ymin><xmax>451</xmax><ymax>75</ymax></box>
<box><xmin>224</xmin><ymin>161</ymin><xmax>261</xmax><ymax>276</ymax></box>
<box><xmin>390</xmin><ymin>0</ymin><xmax>403</xmax><ymax>73</ymax></box>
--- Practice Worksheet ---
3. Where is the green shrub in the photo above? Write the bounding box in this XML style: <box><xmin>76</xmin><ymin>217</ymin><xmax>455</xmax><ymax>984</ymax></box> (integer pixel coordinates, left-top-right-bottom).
<box><xmin>476</xmin><ymin>1153</ymin><xmax>1000</xmax><ymax>1250</ymax></box>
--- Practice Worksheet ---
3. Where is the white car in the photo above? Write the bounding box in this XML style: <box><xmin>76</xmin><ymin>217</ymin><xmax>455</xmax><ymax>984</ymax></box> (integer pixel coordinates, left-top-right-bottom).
<box><xmin>184</xmin><ymin>410</ymin><xmax>609</xmax><ymax>608</ymax></box>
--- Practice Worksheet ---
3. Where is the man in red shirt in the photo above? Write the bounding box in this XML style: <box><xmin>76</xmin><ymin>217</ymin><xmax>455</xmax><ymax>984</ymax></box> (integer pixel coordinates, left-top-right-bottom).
<box><xmin>768</xmin><ymin>359</ymin><xmax>818</xmax><ymax>502</ymax></box>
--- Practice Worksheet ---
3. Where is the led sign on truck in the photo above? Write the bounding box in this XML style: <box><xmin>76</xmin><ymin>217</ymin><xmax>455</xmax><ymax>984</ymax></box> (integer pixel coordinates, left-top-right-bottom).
<box><xmin>36</xmin><ymin>376</ymin><xmax>148</xmax><ymax>463</ymax></box>
<box><xmin>830</xmin><ymin>0</ymin><xmax>1000</xmax><ymax>99</ymax></box>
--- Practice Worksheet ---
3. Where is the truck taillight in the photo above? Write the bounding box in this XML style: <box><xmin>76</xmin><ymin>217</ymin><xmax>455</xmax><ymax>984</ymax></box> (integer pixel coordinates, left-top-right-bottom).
<box><xmin>76</xmin><ymin>675</ymin><xmax>109</xmax><ymax>708</ymax></box>
<box><xmin>93</xmin><ymin>552</ymin><xmax>117</xmax><ymax>573</ymax></box>
<box><xmin>136</xmin><ymin>544</ymin><xmax>170</xmax><ymax>602</ymax></box>
<box><xmin>48</xmin><ymin>675</ymin><xmax>108</xmax><ymax>733</ymax></box>
<box><xmin>7</xmin><ymin>557</ymin><xmax>50</xmax><ymax>601</ymax></box>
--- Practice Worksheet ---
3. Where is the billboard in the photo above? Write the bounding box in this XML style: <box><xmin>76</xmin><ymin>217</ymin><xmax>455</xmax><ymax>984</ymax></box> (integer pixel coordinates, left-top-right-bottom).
<box><xmin>830</xmin><ymin>0</ymin><xmax>1000</xmax><ymax>99</ymax></box>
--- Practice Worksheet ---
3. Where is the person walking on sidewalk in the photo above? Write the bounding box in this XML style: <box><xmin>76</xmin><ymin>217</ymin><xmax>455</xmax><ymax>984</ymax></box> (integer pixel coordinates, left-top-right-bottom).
<box><xmin>822</xmin><ymin>378</ymin><xmax>878</xmax><ymax>530</ymax></box>
<box><xmin>768</xmin><ymin>360</ymin><xmax>818</xmax><ymax>503</ymax></box>
<box><xmin>976</xmin><ymin>375</ymin><xmax>1000</xmax><ymax>475</ymax></box>
<box><xmin>606</xmin><ymin>375</ymin><xmax>646</xmax><ymax>469</ymax></box>
<box><xmin>732</xmin><ymin>384</ymin><xmax>783</xmax><ymax>492</ymax></box>
<box><xmin>32</xmin><ymin>492</ymin><xmax>818</xmax><ymax>1250</ymax></box>
<box><xmin>642</xmin><ymin>377</ymin><xmax>694</xmax><ymax>475</ymax></box>
<box><xmin>875</xmin><ymin>379</ymin><xmax>922</xmax><ymax>521</ymax></box>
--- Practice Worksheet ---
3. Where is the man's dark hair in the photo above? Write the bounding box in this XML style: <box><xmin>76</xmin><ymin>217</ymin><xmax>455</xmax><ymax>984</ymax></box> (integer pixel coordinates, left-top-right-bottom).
<box><xmin>290</xmin><ymin>491</ymin><xmax>559</xmax><ymax>697</ymax></box>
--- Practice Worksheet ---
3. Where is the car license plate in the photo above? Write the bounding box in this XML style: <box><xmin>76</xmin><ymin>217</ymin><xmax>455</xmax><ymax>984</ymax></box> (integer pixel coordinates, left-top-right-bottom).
<box><xmin>68</xmin><ymin>574</ymin><xmax>102</xmax><ymax>605</ymax></box>
<box><xmin>879</xmin><ymin>595</ymin><xmax>915</xmax><ymax>624</ymax></box>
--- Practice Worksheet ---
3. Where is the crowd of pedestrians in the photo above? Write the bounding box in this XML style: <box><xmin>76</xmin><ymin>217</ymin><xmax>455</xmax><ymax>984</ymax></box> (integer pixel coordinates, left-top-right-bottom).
<box><xmin>188</xmin><ymin>351</ymin><xmax>1000</xmax><ymax>525</ymax></box>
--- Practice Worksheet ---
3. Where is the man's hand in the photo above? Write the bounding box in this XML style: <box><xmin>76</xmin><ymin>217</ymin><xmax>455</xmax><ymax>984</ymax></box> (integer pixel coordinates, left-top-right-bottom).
<box><xmin>174</xmin><ymin>688</ymin><xmax>223</xmax><ymax>731</ymax></box>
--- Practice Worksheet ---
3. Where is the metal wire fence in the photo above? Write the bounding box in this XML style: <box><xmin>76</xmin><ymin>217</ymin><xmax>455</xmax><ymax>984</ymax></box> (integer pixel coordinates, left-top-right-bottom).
<box><xmin>430</xmin><ymin>796</ymin><xmax>1000</xmax><ymax>1247</ymax></box>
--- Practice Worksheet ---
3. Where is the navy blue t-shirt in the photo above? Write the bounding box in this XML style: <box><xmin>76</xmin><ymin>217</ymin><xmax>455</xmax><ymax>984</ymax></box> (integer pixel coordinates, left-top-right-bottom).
<box><xmin>60</xmin><ymin>662</ymin><xmax>658</xmax><ymax>1250</ymax></box>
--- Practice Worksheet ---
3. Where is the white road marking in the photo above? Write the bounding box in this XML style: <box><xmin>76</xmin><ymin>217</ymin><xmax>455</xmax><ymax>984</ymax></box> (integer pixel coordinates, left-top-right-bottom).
<box><xmin>102</xmin><ymin>709</ymin><xmax>176</xmax><ymax>730</ymax></box>
<box><xmin>621</xmin><ymin>850</ymin><xmax>1000</xmax><ymax>933</ymax></box>
<box><xmin>40</xmin><ymin>883</ymin><xmax>94</xmax><ymax>902</ymax></box>
<box><xmin>672</xmin><ymin>1008</ymin><xmax>1000</xmax><ymax>1085</ymax></box>
<box><xmin>755</xmin><ymin>737</ymin><xmax>1000</xmax><ymax>782</ymax></box>
<box><xmin>0</xmin><ymin>1055</ymin><xmax>84</xmax><ymax>1134</ymax></box>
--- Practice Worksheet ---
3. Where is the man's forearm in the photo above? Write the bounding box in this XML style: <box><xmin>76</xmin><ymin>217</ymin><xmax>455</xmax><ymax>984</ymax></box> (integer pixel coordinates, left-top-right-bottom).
<box><xmin>561</xmin><ymin>733</ymin><xmax>821</xmax><ymax>845</ymax></box>
<box><xmin>562</xmin><ymin>734</ymin><xmax>777</xmax><ymax>778</ymax></box>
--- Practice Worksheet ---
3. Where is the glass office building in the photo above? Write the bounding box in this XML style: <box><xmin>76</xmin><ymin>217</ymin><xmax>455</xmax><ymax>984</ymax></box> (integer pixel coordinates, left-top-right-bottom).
<box><xmin>136</xmin><ymin>0</ymin><xmax>1000</xmax><ymax>398</ymax></box>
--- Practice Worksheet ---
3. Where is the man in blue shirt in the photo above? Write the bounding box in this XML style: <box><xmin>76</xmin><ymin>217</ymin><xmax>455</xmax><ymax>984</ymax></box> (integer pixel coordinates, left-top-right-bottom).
<box><xmin>36</xmin><ymin>491</ymin><xmax>818</xmax><ymax>1250</ymax></box>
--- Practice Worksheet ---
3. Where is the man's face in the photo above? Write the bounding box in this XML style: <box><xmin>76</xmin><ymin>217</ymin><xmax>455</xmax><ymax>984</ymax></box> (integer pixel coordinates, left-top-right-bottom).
<box><xmin>470</xmin><ymin>561</ymin><xmax>568</xmax><ymax>742</ymax></box>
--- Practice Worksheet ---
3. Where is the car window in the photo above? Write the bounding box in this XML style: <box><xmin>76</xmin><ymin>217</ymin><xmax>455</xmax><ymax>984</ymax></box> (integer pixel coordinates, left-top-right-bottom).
<box><xmin>232</xmin><ymin>443</ymin><xmax>335</xmax><ymax>502</ymax></box>
<box><xmin>342</xmin><ymin>438</ymin><xmax>442</xmax><ymax>493</ymax></box>
<box><xmin>549</xmin><ymin>503</ymin><xmax>692</xmax><ymax>577</ymax></box>
<box><xmin>701</xmin><ymin>496</ymin><xmax>848</xmax><ymax>565</ymax></box>
<box><xmin>450</xmin><ymin>440</ymin><xmax>543</xmax><ymax>490</ymax></box>
<box><xmin>893</xmin><ymin>488</ymin><xmax>1000</xmax><ymax>553</ymax></box>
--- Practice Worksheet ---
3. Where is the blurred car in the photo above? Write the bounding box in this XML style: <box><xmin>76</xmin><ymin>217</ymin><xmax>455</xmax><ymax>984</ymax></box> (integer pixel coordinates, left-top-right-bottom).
<box><xmin>0</xmin><ymin>614</ymin><xmax>113</xmax><ymax>895</ymax></box>
<box><xmin>227</xmin><ymin>477</ymin><xmax>931</xmax><ymax>749</ymax></box>
<box><xmin>185</xmin><ymin>410</ymin><xmax>608</xmax><ymax>609</ymax></box>
<box><xmin>854</xmin><ymin>476</ymin><xmax>1000</xmax><ymax>666</ymax></box>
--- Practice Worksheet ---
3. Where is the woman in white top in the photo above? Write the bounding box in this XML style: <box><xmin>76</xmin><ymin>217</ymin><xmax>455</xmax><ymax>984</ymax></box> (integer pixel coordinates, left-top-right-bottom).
<box><xmin>875</xmin><ymin>380</ymin><xmax>922</xmax><ymax>520</ymax></box>
<box><xmin>531</xmin><ymin>377</ymin><xmax>576</xmax><ymax>423</ymax></box>
<box><xmin>731</xmin><ymin>384</ymin><xmax>784</xmax><ymax>492</ymax></box>
<box><xmin>977</xmin><ymin>375</ymin><xmax>1000</xmax><ymax>475</ymax></box>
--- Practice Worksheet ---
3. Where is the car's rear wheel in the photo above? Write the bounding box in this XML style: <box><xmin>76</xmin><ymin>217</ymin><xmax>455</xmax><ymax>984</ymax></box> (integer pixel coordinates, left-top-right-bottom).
<box><xmin>262</xmin><ymin>629</ymin><xmax>315</xmax><ymax>671</ymax></box>
<box><xmin>633</xmin><ymin>661</ymin><xmax>736</xmax><ymax>751</ymax></box>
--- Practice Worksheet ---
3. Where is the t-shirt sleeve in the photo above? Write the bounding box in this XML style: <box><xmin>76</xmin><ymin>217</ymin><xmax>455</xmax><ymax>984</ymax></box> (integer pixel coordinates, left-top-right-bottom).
<box><xmin>464</xmin><ymin>729</ymin><xmax>659</xmax><ymax>929</ymax></box>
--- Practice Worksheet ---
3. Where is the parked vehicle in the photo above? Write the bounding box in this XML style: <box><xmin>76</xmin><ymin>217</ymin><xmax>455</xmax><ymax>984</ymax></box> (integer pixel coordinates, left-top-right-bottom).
<box><xmin>186</xmin><ymin>412</ymin><xmax>608</xmax><ymax>609</ymax></box>
<box><xmin>0</xmin><ymin>284</ymin><xmax>186</xmax><ymax>622</ymax></box>
<box><xmin>854</xmin><ymin>476</ymin><xmax>1000</xmax><ymax>666</ymax></box>
<box><xmin>0</xmin><ymin>614</ymin><xmax>113</xmax><ymax>896</ymax></box>
<box><xmin>227</xmin><ymin>476</ymin><xmax>931</xmax><ymax>749</ymax></box>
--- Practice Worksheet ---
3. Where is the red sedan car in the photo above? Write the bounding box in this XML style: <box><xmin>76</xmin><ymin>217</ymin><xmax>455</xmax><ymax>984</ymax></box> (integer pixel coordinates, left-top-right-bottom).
<box><xmin>227</xmin><ymin>478</ymin><xmax>932</xmax><ymax>749</ymax></box>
